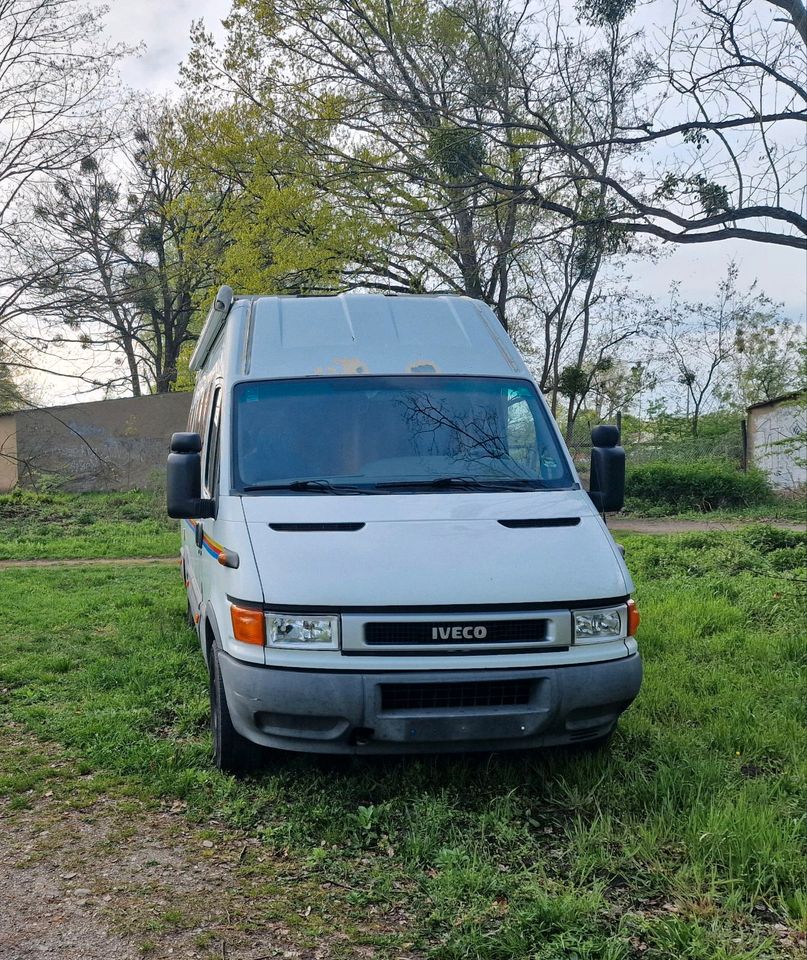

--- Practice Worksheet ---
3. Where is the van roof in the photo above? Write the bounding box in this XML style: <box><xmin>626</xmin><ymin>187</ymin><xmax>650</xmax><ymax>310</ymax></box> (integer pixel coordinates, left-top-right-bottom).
<box><xmin>241</xmin><ymin>293</ymin><xmax>529</xmax><ymax>380</ymax></box>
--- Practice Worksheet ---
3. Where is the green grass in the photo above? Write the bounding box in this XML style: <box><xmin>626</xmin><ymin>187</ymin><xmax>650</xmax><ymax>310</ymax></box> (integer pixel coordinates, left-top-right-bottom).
<box><xmin>0</xmin><ymin>527</ymin><xmax>805</xmax><ymax>958</ymax></box>
<box><xmin>0</xmin><ymin>490</ymin><xmax>178</xmax><ymax>559</ymax></box>
<box><xmin>622</xmin><ymin>499</ymin><xmax>807</xmax><ymax>522</ymax></box>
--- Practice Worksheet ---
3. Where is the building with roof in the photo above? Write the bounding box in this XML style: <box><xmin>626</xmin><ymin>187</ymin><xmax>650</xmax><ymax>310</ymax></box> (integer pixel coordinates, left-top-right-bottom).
<box><xmin>746</xmin><ymin>391</ymin><xmax>807</xmax><ymax>492</ymax></box>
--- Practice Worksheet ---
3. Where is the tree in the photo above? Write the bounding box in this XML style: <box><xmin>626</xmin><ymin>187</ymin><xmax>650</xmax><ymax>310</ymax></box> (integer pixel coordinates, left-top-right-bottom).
<box><xmin>401</xmin><ymin>0</ymin><xmax>807</xmax><ymax>249</ymax></box>
<box><xmin>182</xmin><ymin>0</ymin><xmax>576</xmax><ymax>330</ymax></box>
<box><xmin>167</xmin><ymin>99</ymin><xmax>379</xmax><ymax>300</ymax></box>
<box><xmin>655</xmin><ymin>261</ymin><xmax>789</xmax><ymax>435</ymax></box>
<box><xmin>0</xmin><ymin>342</ymin><xmax>27</xmax><ymax>411</ymax></box>
<box><xmin>551</xmin><ymin>290</ymin><xmax>653</xmax><ymax>439</ymax></box>
<box><xmin>0</xmin><ymin>0</ymin><xmax>125</xmax><ymax>227</ymax></box>
<box><xmin>180</xmin><ymin>0</ymin><xmax>665</xmax><ymax>441</ymax></box>
<box><xmin>2</xmin><ymin>106</ymin><xmax>224</xmax><ymax>395</ymax></box>
<box><xmin>728</xmin><ymin>305</ymin><xmax>805</xmax><ymax>407</ymax></box>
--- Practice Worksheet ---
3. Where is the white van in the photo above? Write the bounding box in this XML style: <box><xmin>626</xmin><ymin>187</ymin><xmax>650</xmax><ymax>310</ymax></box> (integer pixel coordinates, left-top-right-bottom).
<box><xmin>168</xmin><ymin>288</ymin><xmax>641</xmax><ymax>772</ymax></box>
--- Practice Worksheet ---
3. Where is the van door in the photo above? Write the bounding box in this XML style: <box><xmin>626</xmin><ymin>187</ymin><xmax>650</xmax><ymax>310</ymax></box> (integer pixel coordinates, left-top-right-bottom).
<box><xmin>184</xmin><ymin>384</ymin><xmax>212</xmax><ymax>626</ymax></box>
<box><xmin>198</xmin><ymin>384</ymin><xmax>223</xmax><ymax>613</ymax></box>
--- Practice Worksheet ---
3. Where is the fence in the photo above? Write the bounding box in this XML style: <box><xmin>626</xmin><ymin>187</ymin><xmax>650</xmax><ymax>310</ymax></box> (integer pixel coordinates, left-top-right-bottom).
<box><xmin>566</xmin><ymin>413</ymin><xmax>747</xmax><ymax>480</ymax></box>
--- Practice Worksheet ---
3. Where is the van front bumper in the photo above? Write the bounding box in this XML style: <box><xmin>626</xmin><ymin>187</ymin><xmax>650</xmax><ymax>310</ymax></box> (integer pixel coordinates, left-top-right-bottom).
<box><xmin>217</xmin><ymin>652</ymin><xmax>642</xmax><ymax>754</ymax></box>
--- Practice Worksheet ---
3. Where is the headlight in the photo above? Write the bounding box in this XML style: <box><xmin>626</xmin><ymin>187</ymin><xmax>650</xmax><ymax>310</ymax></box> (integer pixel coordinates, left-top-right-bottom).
<box><xmin>265</xmin><ymin>613</ymin><xmax>340</xmax><ymax>650</ymax></box>
<box><xmin>573</xmin><ymin>606</ymin><xmax>625</xmax><ymax>643</ymax></box>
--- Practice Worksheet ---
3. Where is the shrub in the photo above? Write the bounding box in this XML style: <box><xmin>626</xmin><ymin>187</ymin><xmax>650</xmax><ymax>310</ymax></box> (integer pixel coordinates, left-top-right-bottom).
<box><xmin>625</xmin><ymin>460</ymin><xmax>771</xmax><ymax>512</ymax></box>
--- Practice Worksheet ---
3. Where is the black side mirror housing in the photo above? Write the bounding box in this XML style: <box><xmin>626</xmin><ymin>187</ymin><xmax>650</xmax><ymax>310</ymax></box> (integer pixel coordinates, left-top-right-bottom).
<box><xmin>588</xmin><ymin>425</ymin><xmax>625</xmax><ymax>513</ymax></box>
<box><xmin>167</xmin><ymin>432</ymin><xmax>215</xmax><ymax>519</ymax></box>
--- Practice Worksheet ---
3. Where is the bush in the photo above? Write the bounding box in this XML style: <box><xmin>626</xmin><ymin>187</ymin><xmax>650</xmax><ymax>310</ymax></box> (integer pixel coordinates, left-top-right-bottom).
<box><xmin>625</xmin><ymin>460</ymin><xmax>772</xmax><ymax>512</ymax></box>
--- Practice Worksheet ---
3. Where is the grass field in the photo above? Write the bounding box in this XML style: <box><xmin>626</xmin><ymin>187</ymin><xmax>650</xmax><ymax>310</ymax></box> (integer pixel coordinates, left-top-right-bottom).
<box><xmin>0</xmin><ymin>490</ymin><xmax>178</xmax><ymax>559</ymax></box>
<box><xmin>0</xmin><ymin>506</ymin><xmax>805</xmax><ymax>958</ymax></box>
<box><xmin>622</xmin><ymin>500</ymin><xmax>807</xmax><ymax>523</ymax></box>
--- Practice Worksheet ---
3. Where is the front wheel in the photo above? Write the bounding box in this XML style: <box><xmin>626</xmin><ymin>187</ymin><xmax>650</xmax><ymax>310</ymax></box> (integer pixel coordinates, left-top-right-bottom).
<box><xmin>209</xmin><ymin>648</ymin><xmax>264</xmax><ymax>776</ymax></box>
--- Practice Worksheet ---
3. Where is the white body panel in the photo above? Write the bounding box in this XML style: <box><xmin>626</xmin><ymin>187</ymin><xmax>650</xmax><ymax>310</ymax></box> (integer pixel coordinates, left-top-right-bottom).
<box><xmin>242</xmin><ymin>492</ymin><xmax>630</xmax><ymax>608</ymax></box>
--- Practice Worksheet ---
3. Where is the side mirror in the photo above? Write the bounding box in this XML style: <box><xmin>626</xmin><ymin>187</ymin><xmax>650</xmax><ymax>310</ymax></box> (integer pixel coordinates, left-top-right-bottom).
<box><xmin>167</xmin><ymin>432</ymin><xmax>215</xmax><ymax>519</ymax></box>
<box><xmin>588</xmin><ymin>425</ymin><xmax>625</xmax><ymax>513</ymax></box>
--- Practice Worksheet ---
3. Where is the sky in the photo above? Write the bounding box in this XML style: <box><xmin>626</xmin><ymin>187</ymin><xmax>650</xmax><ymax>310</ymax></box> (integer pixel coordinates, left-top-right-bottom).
<box><xmin>106</xmin><ymin>0</ymin><xmax>229</xmax><ymax>93</ymax></box>
<box><xmin>35</xmin><ymin>0</ymin><xmax>807</xmax><ymax>405</ymax></box>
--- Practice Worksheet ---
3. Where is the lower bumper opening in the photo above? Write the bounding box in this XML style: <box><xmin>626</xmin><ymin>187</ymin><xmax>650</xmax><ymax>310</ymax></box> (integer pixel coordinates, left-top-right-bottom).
<box><xmin>380</xmin><ymin>679</ymin><xmax>533</xmax><ymax>711</ymax></box>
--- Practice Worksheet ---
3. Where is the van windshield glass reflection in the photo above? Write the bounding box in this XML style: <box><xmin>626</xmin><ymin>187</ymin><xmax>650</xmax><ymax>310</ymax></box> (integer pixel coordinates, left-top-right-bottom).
<box><xmin>232</xmin><ymin>376</ymin><xmax>573</xmax><ymax>493</ymax></box>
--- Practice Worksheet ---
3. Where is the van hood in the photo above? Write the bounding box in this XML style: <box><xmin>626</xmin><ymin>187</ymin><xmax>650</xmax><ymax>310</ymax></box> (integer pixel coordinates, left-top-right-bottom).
<box><xmin>240</xmin><ymin>490</ymin><xmax>632</xmax><ymax>607</ymax></box>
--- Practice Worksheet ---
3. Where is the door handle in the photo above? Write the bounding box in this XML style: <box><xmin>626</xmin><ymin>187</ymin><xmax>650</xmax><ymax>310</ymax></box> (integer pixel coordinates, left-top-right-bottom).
<box><xmin>195</xmin><ymin>523</ymin><xmax>204</xmax><ymax>549</ymax></box>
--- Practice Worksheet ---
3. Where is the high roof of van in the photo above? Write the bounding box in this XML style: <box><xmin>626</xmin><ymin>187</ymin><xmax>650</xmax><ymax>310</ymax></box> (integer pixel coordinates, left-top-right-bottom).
<box><xmin>233</xmin><ymin>293</ymin><xmax>530</xmax><ymax>380</ymax></box>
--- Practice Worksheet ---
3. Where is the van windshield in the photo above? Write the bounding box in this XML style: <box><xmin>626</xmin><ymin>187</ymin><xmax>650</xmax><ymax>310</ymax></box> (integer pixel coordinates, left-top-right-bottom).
<box><xmin>232</xmin><ymin>376</ymin><xmax>574</xmax><ymax>493</ymax></box>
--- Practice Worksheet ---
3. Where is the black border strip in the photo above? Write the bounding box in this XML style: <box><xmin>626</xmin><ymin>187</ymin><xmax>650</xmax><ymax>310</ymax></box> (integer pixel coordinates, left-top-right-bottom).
<box><xmin>269</xmin><ymin>522</ymin><xmax>365</xmax><ymax>532</ymax></box>
<box><xmin>498</xmin><ymin>518</ymin><xmax>581</xmax><ymax>528</ymax></box>
<box><xmin>342</xmin><ymin>646</ymin><xmax>571</xmax><ymax>657</ymax></box>
<box><xmin>226</xmin><ymin>595</ymin><xmax>629</xmax><ymax>614</ymax></box>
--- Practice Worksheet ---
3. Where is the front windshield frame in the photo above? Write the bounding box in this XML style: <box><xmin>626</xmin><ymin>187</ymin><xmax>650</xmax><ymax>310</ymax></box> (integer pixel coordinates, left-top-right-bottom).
<box><xmin>230</xmin><ymin>374</ymin><xmax>577</xmax><ymax>495</ymax></box>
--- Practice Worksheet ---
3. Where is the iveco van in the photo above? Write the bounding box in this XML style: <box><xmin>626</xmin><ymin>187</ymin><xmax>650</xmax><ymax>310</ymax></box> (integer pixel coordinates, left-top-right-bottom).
<box><xmin>168</xmin><ymin>287</ymin><xmax>641</xmax><ymax>772</ymax></box>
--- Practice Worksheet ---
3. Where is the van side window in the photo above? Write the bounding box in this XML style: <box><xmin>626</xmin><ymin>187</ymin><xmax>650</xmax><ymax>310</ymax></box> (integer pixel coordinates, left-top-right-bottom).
<box><xmin>506</xmin><ymin>394</ymin><xmax>537</xmax><ymax>471</ymax></box>
<box><xmin>204</xmin><ymin>387</ymin><xmax>222</xmax><ymax>496</ymax></box>
<box><xmin>505</xmin><ymin>389</ymin><xmax>562</xmax><ymax>479</ymax></box>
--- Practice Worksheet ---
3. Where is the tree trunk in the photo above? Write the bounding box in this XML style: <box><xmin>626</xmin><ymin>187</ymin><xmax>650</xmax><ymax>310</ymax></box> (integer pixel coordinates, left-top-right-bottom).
<box><xmin>565</xmin><ymin>399</ymin><xmax>576</xmax><ymax>443</ymax></box>
<box><xmin>125</xmin><ymin>346</ymin><xmax>142</xmax><ymax>398</ymax></box>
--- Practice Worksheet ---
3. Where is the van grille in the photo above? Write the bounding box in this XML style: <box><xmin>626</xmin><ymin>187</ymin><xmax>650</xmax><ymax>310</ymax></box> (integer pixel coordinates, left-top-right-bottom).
<box><xmin>365</xmin><ymin>619</ymin><xmax>548</xmax><ymax>646</ymax></box>
<box><xmin>380</xmin><ymin>680</ymin><xmax>532</xmax><ymax>711</ymax></box>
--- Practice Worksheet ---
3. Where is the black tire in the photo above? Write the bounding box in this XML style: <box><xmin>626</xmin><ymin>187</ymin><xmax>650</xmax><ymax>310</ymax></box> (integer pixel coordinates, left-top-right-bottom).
<box><xmin>209</xmin><ymin>648</ymin><xmax>264</xmax><ymax>775</ymax></box>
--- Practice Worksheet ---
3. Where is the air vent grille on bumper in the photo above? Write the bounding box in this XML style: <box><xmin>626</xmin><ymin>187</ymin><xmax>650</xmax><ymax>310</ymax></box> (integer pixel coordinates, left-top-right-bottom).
<box><xmin>365</xmin><ymin>619</ymin><xmax>548</xmax><ymax>646</ymax></box>
<box><xmin>380</xmin><ymin>680</ymin><xmax>532</xmax><ymax>711</ymax></box>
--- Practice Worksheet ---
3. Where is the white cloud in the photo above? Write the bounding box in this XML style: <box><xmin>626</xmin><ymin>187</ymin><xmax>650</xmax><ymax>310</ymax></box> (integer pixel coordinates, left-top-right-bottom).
<box><xmin>105</xmin><ymin>0</ymin><xmax>230</xmax><ymax>94</ymax></box>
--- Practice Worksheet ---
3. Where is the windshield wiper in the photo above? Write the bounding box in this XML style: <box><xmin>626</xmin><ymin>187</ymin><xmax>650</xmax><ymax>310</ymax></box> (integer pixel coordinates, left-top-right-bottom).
<box><xmin>243</xmin><ymin>479</ymin><xmax>378</xmax><ymax>495</ymax></box>
<box><xmin>374</xmin><ymin>476</ymin><xmax>544</xmax><ymax>491</ymax></box>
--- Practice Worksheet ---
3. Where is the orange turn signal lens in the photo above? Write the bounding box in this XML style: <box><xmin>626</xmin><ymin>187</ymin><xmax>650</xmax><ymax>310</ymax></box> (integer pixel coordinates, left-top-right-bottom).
<box><xmin>230</xmin><ymin>604</ymin><xmax>265</xmax><ymax>646</ymax></box>
<box><xmin>627</xmin><ymin>599</ymin><xmax>640</xmax><ymax>637</ymax></box>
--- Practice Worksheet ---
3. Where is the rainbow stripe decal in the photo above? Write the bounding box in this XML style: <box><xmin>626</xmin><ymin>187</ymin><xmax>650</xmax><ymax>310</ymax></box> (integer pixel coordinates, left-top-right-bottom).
<box><xmin>185</xmin><ymin>519</ymin><xmax>229</xmax><ymax>561</ymax></box>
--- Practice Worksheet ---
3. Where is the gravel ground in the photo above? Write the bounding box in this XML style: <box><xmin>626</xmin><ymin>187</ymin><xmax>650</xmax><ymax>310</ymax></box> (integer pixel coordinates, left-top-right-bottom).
<box><xmin>0</xmin><ymin>727</ymin><xmax>383</xmax><ymax>960</ymax></box>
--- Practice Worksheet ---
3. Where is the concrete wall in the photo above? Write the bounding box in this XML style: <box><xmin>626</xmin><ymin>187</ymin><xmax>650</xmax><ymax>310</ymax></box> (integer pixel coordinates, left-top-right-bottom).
<box><xmin>747</xmin><ymin>396</ymin><xmax>807</xmax><ymax>492</ymax></box>
<box><xmin>0</xmin><ymin>393</ymin><xmax>192</xmax><ymax>493</ymax></box>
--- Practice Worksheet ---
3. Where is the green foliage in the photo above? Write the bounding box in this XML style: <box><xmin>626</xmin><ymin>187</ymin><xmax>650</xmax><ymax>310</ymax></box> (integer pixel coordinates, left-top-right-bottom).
<box><xmin>653</xmin><ymin>173</ymin><xmax>731</xmax><ymax>216</ymax></box>
<box><xmin>577</xmin><ymin>0</ymin><xmax>637</xmax><ymax>27</ymax></box>
<box><xmin>168</xmin><ymin>102</ymin><xmax>387</xmax><ymax>300</ymax></box>
<box><xmin>0</xmin><ymin>347</ymin><xmax>27</xmax><ymax>412</ymax></box>
<box><xmin>557</xmin><ymin>364</ymin><xmax>589</xmax><ymax>399</ymax></box>
<box><xmin>692</xmin><ymin>174</ymin><xmax>730</xmax><ymax>215</ymax></box>
<box><xmin>626</xmin><ymin>460</ymin><xmax>772</xmax><ymax>512</ymax></box>
<box><xmin>426</xmin><ymin>123</ymin><xmax>485</xmax><ymax>179</ymax></box>
<box><xmin>729</xmin><ymin>310</ymin><xmax>805</xmax><ymax>409</ymax></box>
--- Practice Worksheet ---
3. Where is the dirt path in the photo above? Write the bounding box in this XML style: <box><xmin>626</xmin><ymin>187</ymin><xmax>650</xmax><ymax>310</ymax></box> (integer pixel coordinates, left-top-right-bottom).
<box><xmin>0</xmin><ymin>725</ymin><xmax>417</xmax><ymax>960</ymax></box>
<box><xmin>608</xmin><ymin>518</ymin><xmax>806</xmax><ymax>534</ymax></box>
<box><xmin>0</xmin><ymin>793</ymin><xmax>317</xmax><ymax>960</ymax></box>
<box><xmin>0</xmin><ymin>556</ymin><xmax>176</xmax><ymax>569</ymax></box>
